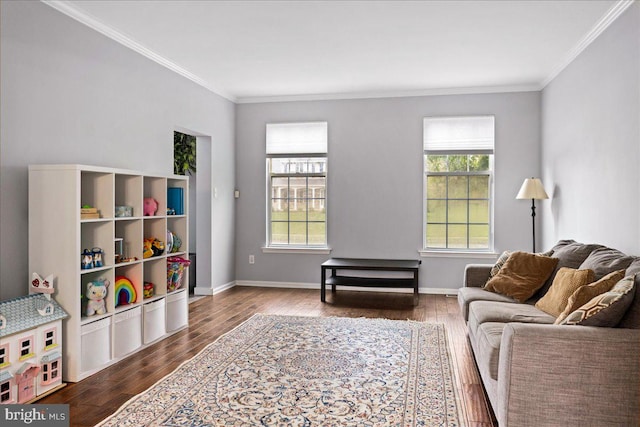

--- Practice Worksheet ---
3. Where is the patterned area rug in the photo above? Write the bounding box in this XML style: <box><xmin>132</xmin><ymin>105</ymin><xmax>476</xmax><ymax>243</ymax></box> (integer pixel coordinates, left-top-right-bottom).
<box><xmin>98</xmin><ymin>314</ymin><xmax>464</xmax><ymax>426</ymax></box>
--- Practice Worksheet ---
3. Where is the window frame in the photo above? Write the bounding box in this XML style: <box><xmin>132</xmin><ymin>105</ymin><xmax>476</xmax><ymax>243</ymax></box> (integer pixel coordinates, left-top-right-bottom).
<box><xmin>0</xmin><ymin>379</ymin><xmax>12</xmax><ymax>403</ymax></box>
<box><xmin>266</xmin><ymin>154</ymin><xmax>328</xmax><ymax>248</ymax></box>
<box><xmin>423</xmin><ymin>116</ymin><xmax>495</xmax><ymax>253</ymax></box>
<box><xmin>0</xmin><ymin>344</ymin><xmax>8</xmax><ymax>368</ymax></box>
<box><xmin>265</xmin><ymin>121</ymin><xmax>329</xmax><ymax>250</ymax></box>
<box><xmin>18</xmin><ymin>336</ymin><xmax>34</xmax><ymax>361</ymax></box>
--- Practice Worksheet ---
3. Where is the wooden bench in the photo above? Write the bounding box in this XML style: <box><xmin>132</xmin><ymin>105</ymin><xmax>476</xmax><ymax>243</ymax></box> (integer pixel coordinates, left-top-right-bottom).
<box><xmin>321</xmin><ymin>258</ymin><xmax>421</xmax><ymax>305</ymax></box>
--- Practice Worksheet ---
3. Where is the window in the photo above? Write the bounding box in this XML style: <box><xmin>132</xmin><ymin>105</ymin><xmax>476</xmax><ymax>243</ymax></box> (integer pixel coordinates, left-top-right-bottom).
<box><xmin>19</xmin><ymin>336</ymin><xmax>34</xmax><ymax>360</ymax></box>
<box><xmin>424</xmin><ymin>116</ymin><xmax>494</xmax><ymax>250</ymax></box>
<box><xmin>0</xmin><ymin>344</ymin><xmax>8</xmax><ymax>368</ymax></box>
<box><xmin>40</xmin><ymin>353</ymin><xmax>61</xmax><ymax>386</ymax></box>
<box><xmin>0</xmin><ymin>379</ymin><xmax>11</xmax><ymax>403</ymax></box>
<box><xmin>43</xmin><ymin>328</ymin><xmax>57</xmax><ymax>350</ymax></box>
<box><xmin>266</xmin><ymin>122</ymin><xmax>328</xmax><ymax>247</ymax></box>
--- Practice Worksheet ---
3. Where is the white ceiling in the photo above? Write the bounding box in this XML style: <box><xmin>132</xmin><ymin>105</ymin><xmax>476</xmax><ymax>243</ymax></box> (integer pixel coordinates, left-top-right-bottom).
<box><xmin>46</xmin><ymin>0</ymin><xmax>629</xmax><ymax>103</ymax></box>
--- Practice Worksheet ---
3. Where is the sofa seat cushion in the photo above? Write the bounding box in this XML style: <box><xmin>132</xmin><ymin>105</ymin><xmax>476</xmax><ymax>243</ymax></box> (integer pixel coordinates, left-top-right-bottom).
<box><xmin>458</xmin><ymin>287</ymin><xmax>517</xmax><ymax>321</ymax></box>
<box><xmin>468</xmin><ymin>301</ymin><xmax>556</xmax><ymax>337</ymax></box>
<box><xmin>472</xmin><ymin>322</ymin><xmax>506</xmax><ymax>381</ymax></box>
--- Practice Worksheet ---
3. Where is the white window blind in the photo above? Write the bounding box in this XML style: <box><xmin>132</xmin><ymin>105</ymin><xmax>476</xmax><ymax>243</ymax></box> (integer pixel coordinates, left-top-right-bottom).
<box><xmin>266</xmin><ymin>122</ymin><xmax>328</xmax><ymax>155</ymax></box>
<box><xmin>423</xmin><ymin>116</ymin><xmax>494</xmax><ymax>154</ymax></box>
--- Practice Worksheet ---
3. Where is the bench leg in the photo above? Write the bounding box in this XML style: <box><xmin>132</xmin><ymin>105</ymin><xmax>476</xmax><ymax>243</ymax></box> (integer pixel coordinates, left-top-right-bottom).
<box><xmin>321</xmin><ymin>267</ymin><xmax>326</xmax><ymax>302</ymax></box>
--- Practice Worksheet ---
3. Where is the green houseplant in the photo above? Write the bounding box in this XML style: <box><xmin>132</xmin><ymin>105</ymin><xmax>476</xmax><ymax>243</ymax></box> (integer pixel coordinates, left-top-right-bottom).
<box><xmin>174</xmin><ymin>132</ymin><xmax>196</xmax><ymax>175</ymax></box>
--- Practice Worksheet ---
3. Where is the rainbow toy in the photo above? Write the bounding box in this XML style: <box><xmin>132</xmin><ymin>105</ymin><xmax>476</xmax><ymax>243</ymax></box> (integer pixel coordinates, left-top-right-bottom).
<box><xmin>115</xmin><ymin>276</ymin><xmax>137</xmax><ymax>307</ymax></box>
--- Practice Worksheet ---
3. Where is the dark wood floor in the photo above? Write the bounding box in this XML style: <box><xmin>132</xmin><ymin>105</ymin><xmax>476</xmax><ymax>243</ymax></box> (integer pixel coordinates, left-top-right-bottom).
<box><xmin>40</xmin><ymin>287</ymin><xmax>497</xmax><ymax>426</ymax></box>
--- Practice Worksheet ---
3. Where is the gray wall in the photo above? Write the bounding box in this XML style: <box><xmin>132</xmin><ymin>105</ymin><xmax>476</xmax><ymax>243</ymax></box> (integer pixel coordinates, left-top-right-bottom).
<box><xmin>541</xmin><ymin>2</ymin><xmax>640</xmax><ymax>255</ymax></box>
<box><xmin>0</xmin><ymin>1</ymin><xmax>236</xmax><ymax>300</ymax></box>
<box><xmin>236</xmin><ymin>92</ymin><xmax>542</xmax><ymax>290</ymax></box>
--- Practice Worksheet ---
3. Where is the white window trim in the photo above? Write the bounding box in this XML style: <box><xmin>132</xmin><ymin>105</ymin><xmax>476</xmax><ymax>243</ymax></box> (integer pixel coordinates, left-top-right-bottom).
<box><xmin>423</xmin><ymin>115</ymin><xmax>495</xmax><ymax>252</ymax></box>
<box><xmin>262</xmin><ymin>246</ymin><xmax>331</xmax><ymax>255</ymax></box>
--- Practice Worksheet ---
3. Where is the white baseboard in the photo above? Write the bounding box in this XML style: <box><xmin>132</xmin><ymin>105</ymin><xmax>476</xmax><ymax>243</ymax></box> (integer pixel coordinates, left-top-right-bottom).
<box><xmin>194</xmin><ymin>281</ymin><xmax>236</xmax><ymax>296</ymax></box>
<box><xmin>235</xmin><ymin>280</ymin><xmax>458</xmax><ymax>295</ymax></box>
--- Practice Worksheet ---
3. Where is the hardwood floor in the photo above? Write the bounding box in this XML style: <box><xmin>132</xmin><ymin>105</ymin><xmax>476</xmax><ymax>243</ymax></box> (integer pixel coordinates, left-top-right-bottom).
<box><xmin>40</xmin><ymin>287</ymin><xmax>497</xmax><ymax>426</ymax></box>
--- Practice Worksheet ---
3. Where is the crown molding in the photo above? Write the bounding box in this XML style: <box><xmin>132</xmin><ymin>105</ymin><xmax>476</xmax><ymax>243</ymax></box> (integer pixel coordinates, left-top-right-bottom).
<box><xmin>236</xmin><ymin>84</ymin><xmax>542</xmax><ymax>104</ymax></box>
<box><xmin>41</xmin><ymin>0</ymin><xmax>237</xmax><ymax>103</ymax></box>
<box><xmin>541</xmin><ymin>0</ymin><xmax>635</xmax><ymax>88</ymax></box>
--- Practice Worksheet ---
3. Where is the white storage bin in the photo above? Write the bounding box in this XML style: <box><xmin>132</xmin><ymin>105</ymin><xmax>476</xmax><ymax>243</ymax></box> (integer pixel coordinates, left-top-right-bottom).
<box><xmin>143</xmin><ymin>299</ymin><xmax>166</xmax><ymax>344</ymax></box>
<box><xmin>113</xmin><ymin>306</ymin><xmax>142</xmax><ymax>358</ymax></box>
<box><xmin>81</xmin><ymin>317</ymin><xmax>111</xmax><ymax>373</ymax></box>
<box><xmin>166</xmin><ymin>290</ymin><xmax>188</xmax><ymax>332</ymax></box>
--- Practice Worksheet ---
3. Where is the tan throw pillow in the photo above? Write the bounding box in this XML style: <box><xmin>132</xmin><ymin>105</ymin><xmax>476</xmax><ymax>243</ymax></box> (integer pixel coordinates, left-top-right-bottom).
<box><xmin>554</xmin><ymin>269</ymin><xmax>626</xmax><ymax>324</ymax></box>
<box><xmin>559</xmin><ymin>275</ymin><xmax>637</xmax><ymax>327</ymax></box>
<box><xmin>535</xmin><ymin>268</ymin><xmax>595</xmax><ymax>317</ymax></box>
<box><xmin>484</xmin><ymin>251</ymin><xmax>559</xmax><ymax>303</ymax></box>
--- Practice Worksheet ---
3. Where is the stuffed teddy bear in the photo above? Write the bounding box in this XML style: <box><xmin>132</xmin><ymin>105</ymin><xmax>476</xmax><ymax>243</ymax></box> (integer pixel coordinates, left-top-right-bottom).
<box><xmin>144</xmin><ymin>197</ymin><xmax>158</xmax><ymax>216</ymax></box>
<box><xmin>86</xmin><ymin>278</ymin><xmax>110</xmax><ymax>316</ymax></box>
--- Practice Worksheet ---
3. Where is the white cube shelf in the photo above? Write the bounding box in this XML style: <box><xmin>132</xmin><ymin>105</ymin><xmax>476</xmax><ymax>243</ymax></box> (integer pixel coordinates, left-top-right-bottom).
<box><xmin>29</xmin><ymin>164</ymin><xmax>189</xmax><ymax>382</ymax></box>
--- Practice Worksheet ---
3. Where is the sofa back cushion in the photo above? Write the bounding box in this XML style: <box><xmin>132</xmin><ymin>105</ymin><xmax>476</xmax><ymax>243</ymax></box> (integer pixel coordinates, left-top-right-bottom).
<box><xmin>535</xmin><ymin>241</ymin><xmax>604</xmax><ymax>298</ymax></box>
<box><xmin>619</xmin><ymin>272</ymin><xmax>640</xmax><ymax>328</ymax></box>
<box><xmin>578</xmin><ymin>247</ymin><xmax>635</xmax><ymax>279</ymax></box>
<box><xmin>535</xmin><ymin>267</ymin><xmax>595</xmax><ymax>317</ymax></box>
<box><xmin>484</xmin><ymin>251</ymin><xmax>558</xmax><ymax>303</ymax></box>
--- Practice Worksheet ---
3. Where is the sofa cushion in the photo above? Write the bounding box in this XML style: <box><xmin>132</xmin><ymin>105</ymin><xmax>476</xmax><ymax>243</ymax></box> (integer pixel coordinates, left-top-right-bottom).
<box><xmin>619</xmin><ymin>273</ymin><xmax>640</xmax><ymax>329</ymax></box>
<box><xmin>468</xmin><ymin>301</ymin><xmax>555</xmax><ymax>338</ymax></box>
<box><xmin>484</xmin><ymin>251</ymin><xmax>558</xmax><ymax>302</ymax></box>
<box><xmin>536</xmin><ymin>241</ymin><xmax>604</xmax><ymax>298</ymax></box>
<box><xmin>554</xmin><ymin>269</ymin><xmax>626</xmax><ymax>324</ymax></box>
<box><xmin>579</xmin><ymin>247</ymin><xmax>635</xmax><ymax>279</ymax></box>
<box><xmin>626</xmin><ymin>257</ymin><xmax>640</xmax><ymax>276</ymax></box>
<box><xmin>535</xmin><ymin>267</ymin><xmax>595</xmax><ymax>317</ymax></box>
<box><xmin>560</xmin><ymin>276</ymin><xmax>636</xmax><ymax>327</ymax></box>
<box><xmin>458</xmin><ymin>287</ymin><xmax>517</xmax><ymax>322</ymax></box>
<box><xmin>474</xmin><ymin>322</ymin><xmax>505</xmax><ymax>381</ymax></box>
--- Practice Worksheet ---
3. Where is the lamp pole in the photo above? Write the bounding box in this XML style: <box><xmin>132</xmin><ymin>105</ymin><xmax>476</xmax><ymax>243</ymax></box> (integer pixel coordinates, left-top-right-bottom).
<box><xmin>530</xmin><ymin>198</ymin><xmax>536</xmax><ymax>253</ymax></box>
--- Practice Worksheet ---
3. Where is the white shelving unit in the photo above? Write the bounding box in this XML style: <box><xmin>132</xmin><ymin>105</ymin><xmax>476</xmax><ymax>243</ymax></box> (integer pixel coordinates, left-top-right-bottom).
<box><xmin>29</xmin><ymin>164</ymin><xmax>190</xmax><ymax>382</ymax></box>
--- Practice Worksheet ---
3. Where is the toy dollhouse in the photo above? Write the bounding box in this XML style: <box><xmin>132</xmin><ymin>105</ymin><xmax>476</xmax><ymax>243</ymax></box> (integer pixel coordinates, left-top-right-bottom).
<box><xmin>0</xmin><ymin>277</ymin><xmax>68</xmax><ymax>404</ymax></box>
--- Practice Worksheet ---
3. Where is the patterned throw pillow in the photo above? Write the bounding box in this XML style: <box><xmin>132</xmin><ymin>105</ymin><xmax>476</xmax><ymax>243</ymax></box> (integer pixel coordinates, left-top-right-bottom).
<box><xmin>535</xmin><ymin>267</ymin><xmax>595</xmax><ymax>317</ymax></box>
<box><xmin>554</xmin><ymin>269</ymin><xmax>626</xmax><ymax>324</ymax></box>
<box><xmin>490</xmin><ymin>251</ymin><xmax>511</xmax><ymax>278</ymax></box>
<box><xmin>559</xmin><ymin>275</ymin><xmax>637</xmax><ymax>327</ymax></box>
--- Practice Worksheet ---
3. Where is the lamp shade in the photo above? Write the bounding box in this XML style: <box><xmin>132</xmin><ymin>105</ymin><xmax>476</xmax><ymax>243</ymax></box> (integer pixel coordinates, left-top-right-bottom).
<box><xmin>516</xmin><ymin>178</ymin><xmax>549</xmax><ymax>200</ymax></box>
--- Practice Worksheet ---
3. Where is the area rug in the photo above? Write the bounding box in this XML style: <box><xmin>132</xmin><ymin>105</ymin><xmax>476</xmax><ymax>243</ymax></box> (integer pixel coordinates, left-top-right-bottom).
<box><xmin>98</xmin><ymin>314</ymin><xmax>465</xmax><ymax>426</ymax></box>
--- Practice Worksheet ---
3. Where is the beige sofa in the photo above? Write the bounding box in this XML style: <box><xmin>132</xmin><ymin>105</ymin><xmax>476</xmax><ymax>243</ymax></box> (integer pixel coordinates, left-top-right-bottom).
<box><xmin>458</xmin><ymin>240</ymin><xmax>640</xmax><ymax>426</ymax></box>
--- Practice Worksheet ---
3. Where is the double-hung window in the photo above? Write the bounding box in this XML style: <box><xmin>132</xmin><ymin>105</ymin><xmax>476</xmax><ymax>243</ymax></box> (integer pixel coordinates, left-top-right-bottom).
<box><xmin>423</xmin><ymin>116</ymin><xmax>494</xmax><ymax>251</ymax></box>
<box><xmin>266</xmin><ymin>122</ymin><xmax>328</xmax><ymax>247</ymax></box>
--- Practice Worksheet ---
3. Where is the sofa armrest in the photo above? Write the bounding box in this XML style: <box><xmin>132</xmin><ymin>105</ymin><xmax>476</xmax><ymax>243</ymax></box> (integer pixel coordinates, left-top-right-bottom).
<box><xmin>497</xmin><ymin>323</ymin><xmax>640</xmax><ymax>427</ymax></box>
<box><xmin>464</xmin><ymin>264</ymin><xmax>492</xmax><ymax>288</ymax></box>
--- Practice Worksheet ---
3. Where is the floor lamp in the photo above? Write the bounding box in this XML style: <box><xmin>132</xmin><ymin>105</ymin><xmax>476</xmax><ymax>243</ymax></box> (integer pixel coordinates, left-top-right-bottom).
<box><xmin>516</xmin><ymin>178</ymin><xmax>549</xmax><ymax>253</ymax></box>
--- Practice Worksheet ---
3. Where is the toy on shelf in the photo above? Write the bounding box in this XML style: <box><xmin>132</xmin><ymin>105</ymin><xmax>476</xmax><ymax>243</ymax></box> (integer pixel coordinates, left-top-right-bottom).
<box><xmin>115</xmin><ymin>276</ymin><xmax>136</xmax><ymax>307</ymax></box>
<box><xmin>115</xmin><ymin>205</ymin><xmax>133</xmax><ymax>218</ymax></box>
<box><xmin>80</xmin><ymin>204</ymin><xmax>100</xmax><ymax>220</ymax></box>
<box><xmin>143</xmin><ymin>282</ymin><xmax>154</xmax><ymax>299</ymax></box>
<box><xmin>143</xmin><ymin>237</ymin><xmax>165</xmax><ymax>259</ymax></box>
<box><xmin>85</xmin><ymin>278</ymin><xmax>110</xmax><ymax>316</ymax></box>
<box><xmin>169</xmin><ymin>231</ymin><xmax>182</xmax><ymax>253</ymax></box>
<box><xmin>167</xmin><ymin>256</ymin><xmax>191</xmax><ymax>292</ymax></box>
<box><xmin>92</xmin><ymin>247</ymin><xmax>104</xmax><ymax>268</ymax></box>
<box><xmin>81</xmin><ymin>249</ymin><xmax>94</xmax><ymax>269</ymax></box>
<box><xmin>143</xmin><ymin>197</ymin><xmax>158</xmax><ymax>216</ymax></box>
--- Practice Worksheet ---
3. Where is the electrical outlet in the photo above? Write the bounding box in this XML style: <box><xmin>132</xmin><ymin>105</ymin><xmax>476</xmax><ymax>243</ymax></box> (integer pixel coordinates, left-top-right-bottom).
<box><xmin>249</xmin><ymin>255</ymin><xmax>255</xmax><ymax>264</ymax></box>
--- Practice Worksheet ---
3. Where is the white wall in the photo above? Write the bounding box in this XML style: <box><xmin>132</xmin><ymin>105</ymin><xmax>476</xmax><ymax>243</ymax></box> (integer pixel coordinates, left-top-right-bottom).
<box><xmin>235</xmin><ymin>92</ymin><xmax>541</xmax><ymax>290</ymax></box>
<box><xmin>541</xmin><ymin>2</ymin><xmax>640</xmax><ymax>255</ymax></box>
<box><xmin>0</xmin><ymin>1</ymin><xmax>236</xmax><ymax>300</ymax></box>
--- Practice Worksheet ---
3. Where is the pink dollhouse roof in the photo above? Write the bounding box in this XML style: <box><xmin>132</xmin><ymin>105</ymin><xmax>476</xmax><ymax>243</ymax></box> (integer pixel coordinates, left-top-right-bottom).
<box><xmin>0</xmin><ymin>294</ymin><xmax>68</xmax><ymax>338</ymax></box>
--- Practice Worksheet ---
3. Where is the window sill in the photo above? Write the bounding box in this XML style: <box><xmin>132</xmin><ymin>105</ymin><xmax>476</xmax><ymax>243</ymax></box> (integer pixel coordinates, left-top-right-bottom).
<box><xmin>262</xmin><ymin>246</ymin><xmax>332</xmax><ymax>255</ymax></box>
<box><xmin>419</xmin><ymin>249</ymin><xmax>498</xmax><ymax>259</ymax></box>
